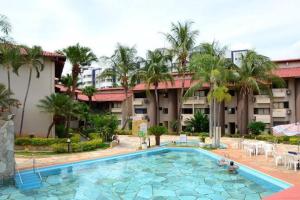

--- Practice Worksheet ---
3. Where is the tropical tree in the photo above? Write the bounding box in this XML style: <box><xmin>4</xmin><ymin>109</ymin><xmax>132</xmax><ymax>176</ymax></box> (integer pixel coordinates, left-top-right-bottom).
<box><xmin>19</xmin><ymin>45</ymin><xmax>44</xmax><ymax>135</ymax></box>
<box><xmin>185</xmin><ymin>111</ymin><xmax>209</xmax><ymax>133</ymax></box>
<box><xmin>137</xmin><ymin>49</ymin><xmax>174</xmax><ymax>125</ymax></box>
<box><xmin>0</xmin><ymin>44</ymin><xmax>23</xmax><ymax>95</ymax></box>
<box><xmin>0</xmin><ymin>83</ymin><xmax>19</xmax><ymax>112</ymax></box>
<box><xmin>236</xmin><ymin>50</ymin><xmax>282</xmax><ymax>135</ymax></box>
<box><xmin>100</xmin><ymin>43</ymin><xmax>141</xmax><ymax>129</ymax></box>
<box><xmin>82</xmin><ymin>85</ymin><xmax>97</xmax><ymax>107</ymax></box>
<box><xmin>62</xmin><ymin>43</ymin><xmax>98</xmax><ymax>98</ymax></box>
<box><xmin>0</xmin><ymin>14</ymin><xmax>11</xmax><ymax>42</ymax></box>
<box><xmin>164</xmin><ymin>21</ymin><xmax>199</xmax><ymax>134</ymax></box>
<box><xmin>37</xmin><ymin>93</ymin><xmax>73</xmax><ymax>138</ymax></box>
<box><xmin>187</xmin><ymin>42</ymin><xmax>235</xmax><ymax>146</ymax></box>
<box><xmin>60</xmin><ymin>74</ymin><xmax>73</xmax><ymax>96</ymax></box>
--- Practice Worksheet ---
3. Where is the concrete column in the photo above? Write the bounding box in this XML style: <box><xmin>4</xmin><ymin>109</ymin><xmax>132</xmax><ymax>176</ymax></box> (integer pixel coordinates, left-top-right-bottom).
<box><xmin>0</xmin><ymin>120</ymin><xmax>15</xmax><ymax>181</ymax></box>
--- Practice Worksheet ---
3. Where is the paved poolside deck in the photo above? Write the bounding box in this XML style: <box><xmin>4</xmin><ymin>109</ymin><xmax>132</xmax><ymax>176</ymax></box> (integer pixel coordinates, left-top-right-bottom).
<box><xmin>15</xmin><ymin>135</ymin><xmax>300</xmax><ymax>199</ymax></box>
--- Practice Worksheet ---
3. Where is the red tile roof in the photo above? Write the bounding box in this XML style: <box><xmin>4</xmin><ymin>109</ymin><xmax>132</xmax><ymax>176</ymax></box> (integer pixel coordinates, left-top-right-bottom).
<box><xmin>55</xmin><ymin>84</ymin><xmax>81</xmax><ymax>93</ymax></box>
<box><xmin>78</xmin><ymin>92</ymin><xmax>132</xmax><ymax>102</ymax></box>
<box><xmin>133</xmin><ymin>79</ymin><xmax>210</xmax><ymax>91</ymax></box>
<box><xmin>42</xmin><ymin>51</ymin><xmax>65</xmax><ymax>58</ymax></box>
<box><xmin>273</xmin><ymin>58</ymin><xmax>300</xmax><ymax>63</ymax></box>
<box><xmin>274</xmin><ymin>67</ymin><xmax>300</xmax><ymax>78</ymax></box>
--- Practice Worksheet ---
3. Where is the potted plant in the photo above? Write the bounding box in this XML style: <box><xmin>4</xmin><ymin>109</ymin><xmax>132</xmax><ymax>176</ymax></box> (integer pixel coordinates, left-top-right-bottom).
<box><xmin>138</xmin><ymin>131</ymin><xmax>148</xmax><ymax>149</ymax></box>
<box><xmin>198</xmin><ymin>132</ymin><xmax>208</xmax><ymax>147</ymax></box>
<box><xmin>148</xmin><ymin>125</ymin><xmax>167</xmax><ymax>146</ymax></box>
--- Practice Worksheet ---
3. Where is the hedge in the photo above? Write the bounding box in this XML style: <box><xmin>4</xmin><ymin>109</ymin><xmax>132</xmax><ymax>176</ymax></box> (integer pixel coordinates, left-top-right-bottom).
<box><xmin>225</xmin><ymin>133</ymin><xmax>300</xmax><ymax>145</ymax></box>
<box><xmin>51</xmin><ymin>139</ymin><xmax>106</xmax><ymax>153</ymax></box>
<box><xmin>15</xmin><ymin>134</ymin><xmax>82</xmax><ymax>146</ymax></box>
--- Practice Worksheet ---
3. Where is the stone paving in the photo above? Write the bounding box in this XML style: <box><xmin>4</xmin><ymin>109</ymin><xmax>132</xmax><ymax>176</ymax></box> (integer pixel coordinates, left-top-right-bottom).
<box><xmin>16</xmin><ymin>135</ymin><xmax>300</xmax><ymax>186</ymax></box>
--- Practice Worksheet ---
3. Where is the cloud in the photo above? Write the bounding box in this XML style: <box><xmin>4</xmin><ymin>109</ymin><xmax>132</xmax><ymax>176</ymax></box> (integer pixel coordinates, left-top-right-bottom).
<box><xmin>1</xmin><ymin>0</ymin><xmax>300</xmax><ymax>74</ymax></box>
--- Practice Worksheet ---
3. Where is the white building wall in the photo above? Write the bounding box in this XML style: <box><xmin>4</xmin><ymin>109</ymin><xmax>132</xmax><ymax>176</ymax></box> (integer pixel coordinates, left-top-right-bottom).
<box><xmin>0</xmin><ymin>58</ymin><xmax>55</xmax><ymax>137</ymax></box>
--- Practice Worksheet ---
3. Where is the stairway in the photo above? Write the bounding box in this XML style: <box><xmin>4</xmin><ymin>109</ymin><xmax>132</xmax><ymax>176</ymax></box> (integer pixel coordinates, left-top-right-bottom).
<box><xmin>15</xmin><ymin>171</ymin><xmax>42</xmax><ymax>190</ymax></box>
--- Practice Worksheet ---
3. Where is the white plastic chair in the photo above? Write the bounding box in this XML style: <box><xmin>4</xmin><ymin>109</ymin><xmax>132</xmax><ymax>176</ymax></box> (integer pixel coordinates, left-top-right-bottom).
<box><xmin>179</xmin><ymin>134</ymin><xmax>187</xmax><ymax>143</ymax></box>
<box><xmin>273</xmin><ymin>151</ymin><xmax>283</xmax><ymax>166</ymax></box>
<box><xmin>285</xmin><ymin>154</ymin><xmax>298</xmax><ymax>171</ymax></box>
<box><xmin>264</xmin><ymin>144</ymin><xmax>274</xmax><ymax>159</ymax></box>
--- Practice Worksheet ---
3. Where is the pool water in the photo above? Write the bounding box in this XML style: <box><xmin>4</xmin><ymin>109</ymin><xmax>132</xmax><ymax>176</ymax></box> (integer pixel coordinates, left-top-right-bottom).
<box><xmin>0</xmin><ymin>148</ymin><xmax>287</xmax><ymax>200</ymax></box>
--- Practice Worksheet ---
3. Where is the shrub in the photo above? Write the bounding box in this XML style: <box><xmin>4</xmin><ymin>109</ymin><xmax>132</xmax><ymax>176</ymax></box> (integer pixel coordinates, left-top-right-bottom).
<box><xmin>15</xmin><ymin>137</ymin><xmax>66</xmax><ymax>146</ymax></box>
<box><xmin>90</xmin><ymin>114</ymin><xmax>118</xmax><ymax>142</ymax></box>
<box><xmin>81</xmin><ymin>139</ymin><xmax>103</xmax><ymax>151</ymax></box>
<box><xmin>51</xmin><ymin>143</ymin><xmax>67</xmax><ymax>153</ymax></box>
<box><xmin>289</xmin><ymin>137</ymin><xmax>300</xmax><ymax>145</ymax></box>
<box><xmin>185</xmin><ymin>112</ymin><xmax>209</xmax><ymax>133</ymax></box>
<box><xmin>115</xmin><ymin>129</ymin><xmax>132</xmax><ymax>135</ymax></box>
<box><xmin>89</xmin><ymin>132</ymin><xmax>101</xmax><ymax>140</ymax></box>
<box><xmin>70</xmin><ymin>133</ymin><xmax>81</xmax><ymax>143</ymax></box>
<box><xmin>248</xmin><ymin>121</ymin><xmax>266</xmax><ymax>135</ymax></box>
<box><xmin>55</xmin><ymin>124</ymin><xmax>66</xmax><ymax>138</ymax></box>
<box><xmin>148</xmin><ymin>126</ymin><xmax>168</xmax><ymax>146</ymax></box>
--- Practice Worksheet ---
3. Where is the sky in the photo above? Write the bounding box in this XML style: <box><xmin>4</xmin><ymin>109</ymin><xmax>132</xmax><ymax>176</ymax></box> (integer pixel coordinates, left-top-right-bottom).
<box><xmin>1</xmin><ymin>0</ymin><xmax>300</xmax><ymax>74</ymax></box>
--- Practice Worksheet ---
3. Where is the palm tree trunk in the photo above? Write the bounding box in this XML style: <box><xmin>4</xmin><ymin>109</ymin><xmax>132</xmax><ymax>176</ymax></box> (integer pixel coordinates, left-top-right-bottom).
<box><xmin>177</xmin><ymin>71</ymin><xmax>185</xmax><ymax>134</ymax></box>
<box><xmin>47</xmin><ymin>121</ymin><xmax>55</xmax><ymax>138</ymax></box>
<box><xmin>121</xmin><ymin>87</ymin><xmax>129</xmax><ymax>129</ymax></box>
<box><xmin>71</xmin><ymin>64</ymin><xmax>80</xmax><ymax>98</ymax></box>
<box><xmin>65</xmin><ymin>115</ymin><xmax>70</xmax><ymax>137</ymax></box>
<box><xmin>7</xmin><ymin>69</ymin><xmax>11</xmax><ymax>112</ymax></box>
<box><xmin>209</xmin><ymin>98</ymin><xmax>213</xmax><ymax>138</ymax></box>
<box><xmin>154</xmin><ymin>84</ymin><xmax>159</xmax><ymax>125</ymax></box>
<box><xmin>237</xmin><ymin>92</ymin><xmax>249</xmax><ymax>135</ymax></box>
<box><xmin>19</xmin><ymin>68</ymin><xmax>32</xmax><ymax>136</ymax></box>
<box><xmin>89</xmin><ymin>96</ymin><xmax>92</xmax><ymax>108</ymax></box>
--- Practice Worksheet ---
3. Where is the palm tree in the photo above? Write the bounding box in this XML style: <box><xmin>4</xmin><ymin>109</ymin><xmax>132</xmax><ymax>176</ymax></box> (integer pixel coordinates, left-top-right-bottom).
<box><xmin>37</xmin><ymin>93</ymin><xmax>73</xmax><ymax>138</ymax></box>
<box><xmin>82</xmin><ymin>85</ymin><xmax>97</xmax><ymax>107</ymax></box>
<box><xmin>137</xmin><ymin>49</ymin><xmax>174</xmax><ymax>125</ymax></box>
<box><xmin>19</xmin><ymin>45</ymin><xmax>44</xmax><ymax>135</ymax></box>
<box><xmin>62</xmin><ymin>43</ymin><xmax>98</xmax><ymax>98</ymax></box>
<box><xmin>164</xmin><ymin>21</ymin><xmax>199</xmax><ymax>134</ymax></box>
<box><xmin>0</xmin><ymin>14</ymin><xmax>11</xmax><ymax>42</ymax></box>
<box><xmin>100</xmin><ymin>43</ymin><xmax>141</xmax><ymax>129</ymax></box>
<box><xmin>236</xmin><ymin>50</ymin><xmax>282</xmax><ymax>135</ymax></box>
<box><xmin>187</xmin><ymin>42</ymin><xmax>234</xmax><ymax>146</ymax></box>
<box><xmin>60</xmin><ymin>74</ymin><xmax>73</xmax><ymax>96</ymax></box>
<box><xmin>0</xmin><ymin>44</ymin><xmax>23</xmax><ymax>95</ymax></box>
<box><xmin>0</xmin><ymin>83</ymin><xmax>19</xmax><ymax>112</ymax></box>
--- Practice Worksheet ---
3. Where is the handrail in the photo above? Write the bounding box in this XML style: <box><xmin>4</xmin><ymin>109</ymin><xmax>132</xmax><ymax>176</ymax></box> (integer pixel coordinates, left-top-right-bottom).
<box><xmin>15</xmin><ymin>161</ymin><xmax>23</xmax><ymax>185</ymax></box>
<box><xmin>32</xmin><ymin>156</ymin><xmax>42</xmax><ymax>181</ymax></box>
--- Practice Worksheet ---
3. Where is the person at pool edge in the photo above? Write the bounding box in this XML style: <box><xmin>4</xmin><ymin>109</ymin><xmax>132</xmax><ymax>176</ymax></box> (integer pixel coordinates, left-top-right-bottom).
<box><xmin>228</xmin><ymin>161</ymin><xmax>239</xmax><ymax>174</ymax></box>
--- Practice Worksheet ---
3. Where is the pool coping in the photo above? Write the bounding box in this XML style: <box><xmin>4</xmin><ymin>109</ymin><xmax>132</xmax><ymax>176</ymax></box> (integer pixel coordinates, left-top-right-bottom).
<box><xmin>18</xmin><ymin>146</ymin><xmax>292</xmax><ymax>191</ymax></box>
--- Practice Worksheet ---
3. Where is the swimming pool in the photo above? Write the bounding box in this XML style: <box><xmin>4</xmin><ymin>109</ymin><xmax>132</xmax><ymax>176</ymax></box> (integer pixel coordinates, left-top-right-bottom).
<box><xmin>0</xmin><ymin>148</ymin><xmax>291</xmax><ymax>200</ymax></box>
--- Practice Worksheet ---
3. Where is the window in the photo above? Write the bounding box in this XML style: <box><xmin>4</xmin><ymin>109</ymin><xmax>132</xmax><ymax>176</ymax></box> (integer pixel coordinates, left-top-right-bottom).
<box><xmin>163</xmin><ymin>108</ymin><xmax>168</xmax><ymax>114</ymax></box>
<box><xmin>195</xmin><ymin>108</ymin><xmax>210</xmax><ymax>114</ymax></box>
<box><xmin>229</xmin><ymin>90</ymin><xmax>235</xmax><ymax>96</ymax></box>
<box><xmin>273</xmin><ymin>102</ymin><xmax>289</xmax><ymax>109</ymax></box>
<box><xmin>134</xmin><ymin>92</ymin><xmax>146</xmax><ymax>98</ymax></box>
<box><xmin>182</xmin><ymin>108</ymin><xmax>193</xmax><ymax>114</ymax></box>
<box><xmin>113</xmin><ymin>103</ymin><xmax>121</xmax><ymax>108</ymax></box>
<box><xmin>195</xmin><ymin>90</ymin><xmax>205</xmax><ymax>97</ymax></box>
<box><xmin>254</xmin><ymin>108</ymin><xmax>270</xmax><ymax>115</ymax></box>
<box><xmin>135</xmin><ymin>108</ymin><xmax>147</xmax><ymax>114</ymax></box>
<box><xmin>228</xmin><ymin>107</ymin><xmax>235</xmax><ymax>114</ymax></box>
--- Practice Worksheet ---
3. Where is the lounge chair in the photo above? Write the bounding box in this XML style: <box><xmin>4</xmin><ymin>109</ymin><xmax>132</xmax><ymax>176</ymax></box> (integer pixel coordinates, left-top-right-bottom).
<box><xmin>179</xmin><ymin>134</ymin><xmax>187</xmax><ymax>143</ymax></box>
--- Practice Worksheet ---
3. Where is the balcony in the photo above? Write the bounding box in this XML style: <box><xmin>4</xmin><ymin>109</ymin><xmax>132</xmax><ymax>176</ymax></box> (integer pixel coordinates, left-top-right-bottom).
<box><xmin>183</xmin><ymin>97</ymin><xmax>206</xmax><ymax>105</ymax></box>
<box><xmin>254</xmin><ymin>115</ymin><xmax>271</xmax><ymax>123</ymax></box>
<box><xmin>272</xmin><ymin>89</ymin><xmax>288</xmax><ymax>98</ymax></box>
<box><xmin>254</xmin><ymin>95</ymin><xmax>270</xmax><ymax>104</ymax></box>
<box><xmin>111</xmin><ymin>107</ymin><xmax>122</xmax><ymax>113</ymax></box>
<box><xmin>133</xmin><ymin>98</ymin><xmax>146</xmax><ymax>106</ymax></box>
<box><xmin>272</xmin><ymin>109</ymin><xmax>291</xmax><ymax>117</ymax></box>
<box><xmin>181</xmin><ymin>114</ymin><xmax>194</xmax><ymax>124</ymax></box>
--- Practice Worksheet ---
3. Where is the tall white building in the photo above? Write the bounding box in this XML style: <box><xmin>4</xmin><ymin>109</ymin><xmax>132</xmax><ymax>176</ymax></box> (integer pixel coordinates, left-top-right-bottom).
<box><xmin>79</xmin><ymin>65</ymin><xmax>115</xmax><ymax>89</ymax></box>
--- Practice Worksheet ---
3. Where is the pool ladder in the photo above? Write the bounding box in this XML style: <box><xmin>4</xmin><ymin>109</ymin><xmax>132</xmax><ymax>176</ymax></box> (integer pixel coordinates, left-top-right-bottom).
<box><xmin>15</xmin><ymin>157</ymin><xmax>43</xmax><ymax>190</ymax></box>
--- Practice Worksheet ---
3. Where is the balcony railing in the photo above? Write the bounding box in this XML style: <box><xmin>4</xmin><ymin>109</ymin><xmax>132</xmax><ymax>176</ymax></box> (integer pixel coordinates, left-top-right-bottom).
<box><xmin>272</xmin><ymin>89</ymin><xmax>288</xmax><ymax>98</ymax></box>
<box><xmin>183</xmin><ymin>97</ymin><xmax>206</xmax><ymax>105</ymax></box>
<box><xmin>272</xmin><ymin>109</ymin><xmax>291</xmax><ymax>117</ymax></box>
<box><xmin>254</xmin><ymin>115</ymin><xmax>271</xmax><ymax>123</ymax></box>
<box><xmin>254</xmin><ymin>95</ymin><xmax>270</xmax><ymax>104</ymax></box>
<box><xmin>111</xmin><ymin>107</ymin><xmax>122</xmax><ymax>113</ymax></box>
<box><xmin>133</xmin><ymin>98</ymin><xmax>145</xmax><ymax>106</ymax></box>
